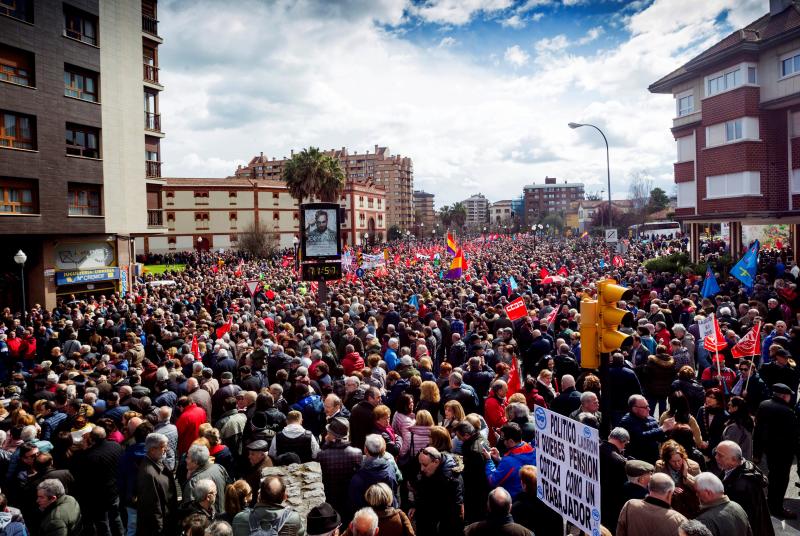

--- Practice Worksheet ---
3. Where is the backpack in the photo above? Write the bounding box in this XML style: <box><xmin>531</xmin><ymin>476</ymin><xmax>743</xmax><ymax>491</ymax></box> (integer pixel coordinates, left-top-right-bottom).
<box><xmin>248</xmin><ymin>507</ymin><xmax>292</xmax><ymax>536</ymax></box>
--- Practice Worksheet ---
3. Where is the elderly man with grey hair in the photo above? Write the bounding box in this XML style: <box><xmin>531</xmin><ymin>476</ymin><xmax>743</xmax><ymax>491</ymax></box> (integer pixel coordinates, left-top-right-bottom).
<box><xmin>570</xmin><ymin>390</ymin><xmax>602</xmax><ymax>424</ymax></box>
<box><xmin>348</xmin><ymin>434</ymin><xmax>399</xmax><ymax>513</ymax></box>
<box><xmin>137</xmin><ymin>433</ymin><xmax>176</xmax><ymax>536</ymax></box>
<box><xmin>694</xmin><ymin>472</ymin><xmax>752</xmax><ymax>536</ymax></box>
<box><xmin>617</xmin><ymin>473</ymin><xmax>687</xmax><ymax>536</ymax></box>
<box><xmin>712</xmin><ymin>440</ymin><xmax>773</xmax><ymax>535</ymax></box>
<box><xmin>347</xmin><ymin>507</ymin><xmax>378</xmax><ymax>536</ymax></box>
<box><xmin>181</xmin><ymin>444</ymin><xmax>228</xmax><ymax>514</ymax></box>
<box><xmin>178</xmin><ymin>478</ymin><xmax>217</xmax><ymax>523</ymax></box>
<box><xmin>153</xmin><ymin>406</ymin><xmax>178</xmax><ymax>472</ymax></box>
<box><xmin>37</xmin><ymin>478</ymin><xmax>82</xmax><ymax>535</ymax></box>
<box><xmin>464</xmin><ymin>487</ymin><xmax>531</xmax><ymax>535</ymax></box>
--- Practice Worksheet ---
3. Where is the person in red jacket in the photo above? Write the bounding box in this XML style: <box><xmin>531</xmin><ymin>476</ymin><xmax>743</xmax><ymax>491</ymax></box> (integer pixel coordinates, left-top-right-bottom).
<box><xmin>175</xmin><ymin>396</ymin><xmax>208</xmax><ymax>455</ymax></box>
<box><xmin>5</xmin><ymin>331</ymin><xmax>21</xmax><ymax>360</ymax></box>
<box><xmin>484</xmin><ymin>380</ymin><xmax>508</xmax><ymax>446</ymax></box>
<box><xmin>19</xmin><ymin>328</ymin><xmax>36</xmax><ymax>367</ymax></box>
<box><xmin>342</xmin><ymin>345</ymin><xmax>365</xmax><ymax>376</ymax></box>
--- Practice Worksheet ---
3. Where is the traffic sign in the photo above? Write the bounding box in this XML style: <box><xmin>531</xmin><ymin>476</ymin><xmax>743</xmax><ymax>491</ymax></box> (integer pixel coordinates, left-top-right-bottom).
<box><xmin>245</xmin><ymin>280</ymin><xmax>260</xmax><ymax>296</ymax></box>
<box><xmin>605</xmin><ymin>229</ymin><xmax>618</xmax><ymax>243</ymax></box>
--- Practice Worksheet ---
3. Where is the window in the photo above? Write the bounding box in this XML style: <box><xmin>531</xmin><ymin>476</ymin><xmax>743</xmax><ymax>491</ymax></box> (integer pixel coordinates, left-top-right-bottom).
<box><xmin>168</xmin><ymin>236</ymin><xmax>176</xmax><ymax>248</ymax></box>
<box><xmin>706</xmin><ymin>172</ymin><xmax>760</xmax><ymax>199</ymax></box>
<box><xmin>193</xmin><ymin>191</ymin><xmax>209</xmax><ymax>205</ymax></box>
<box><xmin>230</xmin><ymin>234</ymin><xmax>238</xmax><ymax>243</ymax></box>
<box><xmin>67</xmin><ymin>183</ymin><xmax>101</xmax><ymax>215</ymax></box>
<box><xmin>65</xmin><ymin>123</ymin><xmax>99</xmax><ymax>158</ymax></box>
<box><xmin>194</xmin><ymin>212</ymin><xmax>209</xmax><ymax>229</ymax></box>
<box><xmin>273</xmin><ymin>212</ymin><xmax>279</xmax><ymax>220</ymax></box>
<box><xmin>0</xmin><ymin>178</ymin><xmax>36</xmax><ymax>214</ymax></box>
<box><xmin>0</xmin><ymin>0</ymin><xmax>33</xmax><ymax>23</ymax></box>
<box><xmin>725</xmin><ymin>119</ymin><xmax>743</xmax><ymax>142</ymax></box>
<box><xmin>272</xmin><ymin>192</ymin><xmax>279</xmax><ymax>199</ymax></box>
<box><xmin>165</xmin><ymin>191</ymin><xmax>174</xmax><ymax>205</ymax></box>
<box><xmin>707</xmin><ymin>68</ymin><xmax>741</xmax><ymax>96</ymax></box>
<box><xmin>748</xmin><ymin>67</ymin><xmax>757</xmax><ymax>84</ymax></box>
<box><xmin>782</xmin><ymin>53</ymin><xmax>800</xmax><ymax>77</ymax></box>
<box><xmin>0</xmin><ymin>45</ymin><xmax>33</xmax><ymax>87</ymax></box>
<box><xmin>676</xmin><ymin>93</ymin><xmax>694</xmax><ymax>117</ymax></box>
<box><xmin>64</xmin><ymin>66</ymin><xmax>98</xmax><ymax>102</ymax></box>
<box><xmin>166</xmin><ymin>212</ymin><xmax>175</xmax><ymax>221</ymax></box>
<box><xmin>0</xmin><ymin>111</ymin><xmax>34</xmax><ymax>150</ymax></box>
<box><xmin>676</xmin><ymin>181</ymin><xmax>696</xmax><ymax>208</ymax></box>
<box><xmin>64</xmin><ymin>6</ymin><xmax>97</xmax><ymax>46</ymax></box>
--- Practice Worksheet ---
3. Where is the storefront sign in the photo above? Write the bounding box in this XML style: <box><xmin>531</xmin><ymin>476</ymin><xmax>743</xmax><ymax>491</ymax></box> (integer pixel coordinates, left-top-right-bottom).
<box><xmin>56</xmin><ymin>267</ymin><xmax>120</xmax><ymax>286</ymax></box>
<box><xmin>120</xmin><ymin>266</ymin><xmax>129</xmax><ymax>295</ymax></box>
<box><xmin>54</xmin><ymin>242</ymin><xmax>115</xmax><ymax>270</ymax></box>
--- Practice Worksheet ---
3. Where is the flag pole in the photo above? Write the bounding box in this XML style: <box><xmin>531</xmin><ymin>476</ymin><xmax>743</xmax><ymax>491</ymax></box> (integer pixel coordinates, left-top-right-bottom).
<box><xmin>743</xmin><ymin>321</ymin><xmax>761</xmax><ymax>394</ymax></box>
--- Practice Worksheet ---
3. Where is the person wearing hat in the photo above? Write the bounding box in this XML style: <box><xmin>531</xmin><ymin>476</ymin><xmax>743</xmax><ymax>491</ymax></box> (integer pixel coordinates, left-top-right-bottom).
<box><xmin>754</xmin><ymin>382</ymin><xmax>799</xmax><ymax>518</ymax></box>
<box><xmin>317</xmin><ymin>417</ymin><xmax>362</xmax><ymax>525</ymax></box>
<box><xmin>621</xmin><ymin>459</ymin><xmax>655</xmax><ymax>504</ymax></box>
<box><xmin>759</xmin><ymin>346</ymin><xmax>800</xmax><ymax>404</ymax></box>
<box><xmin>243</xmin><ymin>440</ymin><xmax>272</xmax><ymax>506</ymax></box>
<box><xmin>307</xmin><ymin>502</ymin><xmax>341</xmax><ymax>536</ymax></box>
<box><xmin>617</xmin><ymin>473</ymin><xmax>688</xmax><ymax>536</ymax></box>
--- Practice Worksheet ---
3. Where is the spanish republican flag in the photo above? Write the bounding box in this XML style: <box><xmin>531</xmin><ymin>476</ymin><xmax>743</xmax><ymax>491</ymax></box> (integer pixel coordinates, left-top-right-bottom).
<box><xmin>580</xmin><ymin>231</ymin><xmax>589</xmax><ymax>239</ymax></box>
<box><xmin>445</xmin><ymin>248</ymin><xmax>464</xmax><ymax>279</ymax></box>
<box><xmin>446</xmin><ymin>232</ymin><xmax>458</xmax><ymax>256</ymax></box>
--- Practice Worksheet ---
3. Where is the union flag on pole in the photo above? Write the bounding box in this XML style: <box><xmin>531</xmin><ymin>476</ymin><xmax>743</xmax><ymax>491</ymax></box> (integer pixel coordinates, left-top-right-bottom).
<box><xmin>215</xmin><ymin>316</ymin><xmax>233</xmax><ymax>339</ymax></box>
<box><xmin>557</xmin><ymin>266</ymin><xmax>569</xmax><ymax>277</ymax></box>
<box><xmin>506</xmin><ymin>356</ymin><xmax>523</xmax><ymax>401</ymax></box>
<box><xmin>732</xmin><ymin>322</ymin><xmax>761</xmax><ymax>358</ymax></box>
<box><xmin>702</xmin><ymin>315</ymin><xmax>728</xmax><ymax>352</ymax></box>
<box><xmin>504</xmin><ymin>297</ymin><xmax>528</xmax><ymax>321</ymax></box>
<box><xmin>612</xmin><ymin>255</ymin><xmax>624</xmax><ymax>267</ymax></box>
<box><xmin>545</xmin><ymin>307</ymin><xmax>558</xmax><ymax>327</ymax></box>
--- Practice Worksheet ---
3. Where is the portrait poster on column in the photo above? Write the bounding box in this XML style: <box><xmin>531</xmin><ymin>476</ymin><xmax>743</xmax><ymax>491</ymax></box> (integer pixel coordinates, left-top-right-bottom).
<box><xmin>300</xmin><ymin>203</ymin><xmax>341</xmax><ymax>260</ymax></box>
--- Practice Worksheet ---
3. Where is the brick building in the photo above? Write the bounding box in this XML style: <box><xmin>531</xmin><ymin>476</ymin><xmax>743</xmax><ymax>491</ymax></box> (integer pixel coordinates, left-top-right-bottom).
<box><xmin>141</xmin><ymin>177</ymin><xmax>387</xmax><ymax>253</ymax></box>
<box><xmin>0</xmin><ymin>0</ymin><xmax>166</xmax><ymax>309</ymax></box>
<box><xmin>650</xmin><ymin>0</ymin><xmax>800</xmax><ymax>259</ymax></box>
<box><xmin>523</xmin><ymin>177</ymin><xmax>585</xmax><ymax>223</ymax></box>
<box><xmin>235</xmin><ymin>145</ymin><xmax>414</xmax><ymax>231</ymax></box>
<box><xmin>412</xmin><ymin>190</ymin><xmax>435</xmax><ymax>236</ymax></box>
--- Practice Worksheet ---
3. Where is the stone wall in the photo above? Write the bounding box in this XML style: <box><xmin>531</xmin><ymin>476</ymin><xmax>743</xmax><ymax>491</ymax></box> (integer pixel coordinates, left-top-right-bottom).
<box><xmin>261</xmin><ymin>461</ymin><xmax>326</xmax><ymax>519</ymax></box>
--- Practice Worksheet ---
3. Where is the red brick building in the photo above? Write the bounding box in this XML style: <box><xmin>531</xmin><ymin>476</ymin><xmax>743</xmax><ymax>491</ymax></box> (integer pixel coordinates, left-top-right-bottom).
<box><xmin>650</xmin><ymin>0</ymin><xmax>800</xmax><ymax>259</ymax></box>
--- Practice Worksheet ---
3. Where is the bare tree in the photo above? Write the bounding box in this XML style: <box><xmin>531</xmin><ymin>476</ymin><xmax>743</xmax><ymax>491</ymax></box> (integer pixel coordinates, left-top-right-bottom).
<box><xmin>238</xmin><ymin>221</ymin><xmax>279</xmax><ymax>258</ymax></box>
<box><xmin>628</xmin><ymin>170</ymin><xmax>653</xmax><ymax>228</ymax></box>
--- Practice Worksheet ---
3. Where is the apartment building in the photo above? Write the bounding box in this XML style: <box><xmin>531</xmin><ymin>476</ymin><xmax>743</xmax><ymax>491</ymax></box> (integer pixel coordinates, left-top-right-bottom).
<box><xmin>0</xmin><ymin>0</ymin><xmax>166</xmax><ymax>309</ymax></box>
<box><xmin>412</xmin><ymin>190</ymin><xmax>435</xmax><ymax>235</ymax></box>
<box><xmin>462</xmin><ymin>194</ymin><xmax>489</xmax><ymax>227</ymax></box>
<box><xmin>523</xmin><ymin>177</ymin><xmax>585</xmax><ymax>223</ymax></box>
<box><xmin>141</xmin><ymin>177</ymin><xmax>387</xmax><ymax>253</ymax></box>
<box><xmin>235</xmin><ymin>145</ymin><xmax>414</xmax><ymax>231</ymax></box>
<box><xmin>489</xmin><ymin>199</ymin><xmax>513</xmax><ymax>225</ymax></box>
<box><xmin>650</xmin><ymin>0</ymin><xmax>800</xmax><ymax>259</ymax></box>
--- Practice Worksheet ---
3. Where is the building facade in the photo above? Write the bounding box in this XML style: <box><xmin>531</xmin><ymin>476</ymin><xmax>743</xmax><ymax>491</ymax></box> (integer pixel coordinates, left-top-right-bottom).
<box><xmin>0</xmin><ymin>0</ymin><xmax>165</xmax><ymax>309</ymax></box>
<box><xmin>412</xmin><ymin>190</ymin><xmax>435</xmax><ymax>236</ymax></box>
<box><xmin>523</xmin><ymin>177</ymin><xmax>585</xmax><ymax>223</ymax></box>
<box><xmin>140</xmin><ymin>177</ymin><xmax>387</xmax><ymax>253</ymax></box>
<box><xmin>462</xmin><ymin>194</ymin><xmax>489</xmax><ymax>227</ymax></box>
<box><xmin>650</xmin><ymin>0</ymin><xmax>800</xmax><ymax>259</ymax></box>
<box><xmin>489</xmin><ymin>200</ymin><xmax>513</xmax><ymax>225</ymax></box>
<box><xmin>235</xmin><ymin>145</ymin><xmax>414</xmax><ymax>231</ymax></box>
<box><xmin>577</xmin><ymin>200</ymin><xmax>635</xmax><ymax>232</ymax></box>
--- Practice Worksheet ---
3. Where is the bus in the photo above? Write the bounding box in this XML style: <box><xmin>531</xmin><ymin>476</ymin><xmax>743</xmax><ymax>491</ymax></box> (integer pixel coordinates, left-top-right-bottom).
<box><xmin>629</xmin><ymin>221</ymin><xmax>682</xmax><ymax>240</ymax></box>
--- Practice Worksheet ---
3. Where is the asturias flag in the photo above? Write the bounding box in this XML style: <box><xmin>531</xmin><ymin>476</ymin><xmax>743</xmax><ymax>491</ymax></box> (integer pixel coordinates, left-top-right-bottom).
<box><xmin>408</xmin><ymin>294</ymin><xmax>419</xmax><ymax>309</ymax></box>
<box><xmin>732</xmin><ymin>240</ymin><xmax>760</xmax><ymax>289</ymax></box>
<box><xmin>701</xmin><ymin>264</ymin><xmax>720</xmax><ymax>299</ymax></box>
<box><xmin>446</xmin><ymin>233</ymin><xmax>458</xmax><ymax>256</ymax></box>
<box><xmin>445</xmin><ymin>248</ymin><xmax>464</xmax><ymax>279</ymax></box>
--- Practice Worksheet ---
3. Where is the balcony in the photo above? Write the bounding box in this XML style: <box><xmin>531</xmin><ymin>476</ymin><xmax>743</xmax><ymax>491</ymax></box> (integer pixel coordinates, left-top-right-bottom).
<box><xmin>142</xmin><ymin>15</ymin><xmax>159</xmax><ymax>36</ymax></box>
<box><xmin>146</xmin><ymin>160</ymin><xmax>162</xmax><ymax>178</ymax></box>
<box><xmin>143</xmin><ymin>63</ymin><xmax>159</xmax><ymax>84</ymax></box>
<box><xmin>145</xmin><ymin>111</ymin><xmax>161</xmax><ymax>132</ymax></box>
<box><xmin>147</xmin><ymin>209</ymin><xmax>164</xmax><ymax>228</ymax></box>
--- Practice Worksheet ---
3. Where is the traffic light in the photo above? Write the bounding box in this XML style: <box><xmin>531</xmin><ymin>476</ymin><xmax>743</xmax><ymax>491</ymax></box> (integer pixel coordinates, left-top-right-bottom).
<box><xmin>596</xmin><ymin>279</ymin><xmax>634</xmax><ymax>353</ymax></box>
<box><xmin>579</xmin><ymin>297</ymin><xmax>599</xmax><ymax>369</ymax></box>
<box><xmin>357</xmin><ymin>251</ymin><xmax>363</xmax><ymax>268</ymax></box>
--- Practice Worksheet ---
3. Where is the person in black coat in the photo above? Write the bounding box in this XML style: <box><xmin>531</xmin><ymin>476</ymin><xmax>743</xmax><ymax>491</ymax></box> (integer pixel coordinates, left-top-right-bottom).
<box><xmin>714</xmin><ymin>440</ymin><xmax>774</xmax><ymax>536</ymax></box>
<box><xmin>349</xmin><ymin>387</ymin><xmax>381</xmax><ymax>451</ymax></box>
<box><xmin>600</xmin><ymin>428</ymin><xmax>631</xmax><ymax>529</ymax></box>
<box><xmin>136</xmin><ymin>433</ymin><xmax>178</xmax><ymax>536</ymax></box>
<box><xmin>413</xmin><ymin>448</ymin><xmax>464</xmax><ymax>536</ymax></box>
<box><xmin>549</xmin><ymin>375</ymin><xmax>581</xmax><ymax>417</ymax></box>
<box><xmin>456</xmin><ymin>422</ymin><xmax>490</xmax><ymax>524</ymax></box>
<box><xmin>602</xmin><ymin>353</ymin><xmax>643</xmax><ymax>427</ymax></box>
<box><xmin>618</xmin><ymin>394</ymin><xmax>673</xmax><ymax>464</ymax></box>
<box><xmin>754</xmin><ymin>383</ymin><xmax>800</xmax><ymax>518</ymax></box>
<box><xmin>730</xmin><ymin>359</ymin><xmax>769</xmax><ymax>414</ymax></box>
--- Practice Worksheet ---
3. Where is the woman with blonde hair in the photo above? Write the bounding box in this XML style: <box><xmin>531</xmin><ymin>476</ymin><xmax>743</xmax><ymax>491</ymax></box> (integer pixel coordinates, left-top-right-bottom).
<box><xmin>428</xmin><ymin>426</ymin><xmax>452</xmax><ymax>452</ymax></box>
<box><xmin>442</xmin><ymin>400</ymin><xmax>465</xmax><ymax>433</ymax></box>
<box><xmin>219</xmin><ymin>480</ymin><xmax>252</xmax><ymax>523</ymax></box>
<box><xmin>416</xmin><ymin>381</ymin><xmax>440</xmax><ymax>423</ymax></box>
<box><xmin>200</xmin><ymin>426</ymin><xmax>235</xmax><ymax>477</ymax></box>
<box><xmin>406</xmin><ymin>410</ymin><xmax>433</xmax><ymax>457</ymax></box>
<box><xmin>363</xmin><ymin>482</ymin><xmax>415</xmax><ymax>536</ymax></box>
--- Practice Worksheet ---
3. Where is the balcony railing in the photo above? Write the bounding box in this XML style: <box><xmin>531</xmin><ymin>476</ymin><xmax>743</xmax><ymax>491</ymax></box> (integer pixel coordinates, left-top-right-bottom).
<box><xmin>147</xmin><ymin>209</ymin><xmax>163</xmax><ymax>227</ymax></box>
<box><xmin>143</xmin><ymin>63</ymin><xmax>159</xmax><ymax>84</ymax></box>
<box><xmin>145</xmin><ymin>111</ymin><xmax>161</xmax><ymax>132</ymax></box>
<box><xmin>142</xmin><ymin>15</ymin><xmax>159</xmax><ymax>36</ymax></box>
<box><xmin>146</xmin><ymin>160</ymin><xmax>162</xmax><ymax>178</ymax></box>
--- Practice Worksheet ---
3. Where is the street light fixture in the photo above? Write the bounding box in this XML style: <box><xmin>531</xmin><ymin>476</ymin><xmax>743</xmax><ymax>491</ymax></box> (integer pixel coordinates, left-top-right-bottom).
<box><xmin>569</xmin><ymin>121</ymin><xmax>612</xmax><ymax>228</ymax></box>
<box><xmin>364</xmin><ymin>232</ymin><xmax>369</xmax><ymax>246</ymax></box>
<box><xmin>14</xmin><ymin>250</ymin><xmax>26</xmax><ymax>326</ymax></box>
<box><xmin>292</xmin><ymin>236</ymin><xmax>299</xmax><ymax>271</ymax></box>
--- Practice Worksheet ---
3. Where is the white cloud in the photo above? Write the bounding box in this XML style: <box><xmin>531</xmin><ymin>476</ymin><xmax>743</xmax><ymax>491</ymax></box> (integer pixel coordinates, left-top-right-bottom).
<box><xmin>535</xmin><ymin>34</ymin><xmax>570</xmax><ymax>54</ymax></box>
<box><xmin>577</xmin><ymin>26</ymin><xmax>603</xmax><ymax>45</ymax></box>
<box><xmin>158</xmin><ymin>0</ymin><xmax>772</xmax><ymax>205</ymax></box>
<box><xmin>531</xmin><ymin>12</ymin><xmax>545</xmax><ymax>22</ymax></box>
<box><xmin>504</xmin><ymin>45</ymin><xmax>530</xmax><ymax>66</ymax></box>
<box><xmin>500</xmin><ymin>14</ymin><xmax>526</xmax><ymax>28</ymax></box>
<box><xmin>438</xmin><ymin>36</ymin><xmax>457</xmax><ymax>47</ymax></box>
<box><xmin>413</xmin><ymin>0</ymin><xmax>514</xmax><ymax>25</ymax></box>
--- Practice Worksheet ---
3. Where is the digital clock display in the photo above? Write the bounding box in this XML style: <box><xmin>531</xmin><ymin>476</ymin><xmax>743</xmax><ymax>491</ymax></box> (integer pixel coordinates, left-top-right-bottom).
<box><xmin>301</xmin><ymin>262</ymin><xmax>343</xmax><ymax>281</ymax></box>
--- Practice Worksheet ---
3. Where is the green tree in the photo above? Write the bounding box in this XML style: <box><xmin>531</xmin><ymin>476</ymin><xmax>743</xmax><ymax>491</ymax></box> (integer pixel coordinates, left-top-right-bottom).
<box><xmin>282</xmin><ymin>147</ymin><xmax>346</xmax><ymax>203</ymax></box>
<box><xmin>439</xmin><ymin>205</ymin><xmax>453</xmax><ymax>228</ymax></box>
<box><xmin>648</xmin><ymin>187</ymin><xmax>670</xmax><ymax>213</ymax></box>
<box><xmin>450</xmin><ymin>202</ymin><xmax>467</xmax><ymax>228</ymax></box>
<box><xmin>540</xmin><ymin>213</ymin><xmax>565</xmax><ymax>233</ymax></box>
<box><xmin>388</xmin><ymin>225</ymin><xmax>403</xmax><ymax>241</ymax></box>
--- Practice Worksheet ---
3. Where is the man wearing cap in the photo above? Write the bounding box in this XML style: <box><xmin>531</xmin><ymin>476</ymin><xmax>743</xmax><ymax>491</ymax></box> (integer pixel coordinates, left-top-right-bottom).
<box><xmin>307</xmin><ymin>502</ymin><xmax>341</xmax><ymax>536</ymax></box>
<box><xmin>317</xmin><ymin>417</ymin><xmax>362</xmax><ymax>524</ymax></box>
<box><xmin>621</xmin><ymin>460</ymin><xmax>655</xmax><ymax>505</ymax></box>
<box><xmin>243</xmin><ymin>440</ymin><xmax>272</xmax><ymax>506</ymax></box>
<box><xmin>617</xmin><ymin>473</ymin><xmax>687</xmax><ymax>536</ymax></box>
<box><xmin>760</xmin><ymin>347</ymin><xmax>800</xmax><ymax>403</ymax></box>
<box><xmin>754</xmin><ymin>382</ymin><xmax>799</xmax><ymax>518</ymax></box>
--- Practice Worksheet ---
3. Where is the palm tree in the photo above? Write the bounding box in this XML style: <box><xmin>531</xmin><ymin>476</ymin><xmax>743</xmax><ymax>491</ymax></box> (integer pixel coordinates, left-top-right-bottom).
<box><xmin>439</xmin><ymin>205</ymin><xmax>453</xmax><ymax>228</ymax></box>
<box><xmin>282</xmin><ymin>147</ymin><xmax>346</xmax><ymax>203</ymax></box>
<box><xmin>451</xmin><ymin>202</ymin><xmax>467</xmax><ymax>228</ymax></box>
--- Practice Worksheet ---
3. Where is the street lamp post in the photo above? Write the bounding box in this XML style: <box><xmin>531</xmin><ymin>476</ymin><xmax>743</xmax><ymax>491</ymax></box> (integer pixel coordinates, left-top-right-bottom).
<box><xmin>569</xmin><ymin>122</ymin><xmax>612</xmax><ymax>229</ymax></box>
<box><xmin>292</xmin><ymin>236</ymin><xmax>299</xmax><ymax>271</ymax></box>
<box><xmin>363</xmin><ymin>232</ymin><xmax>369</xmax><ymax>247</ymax></box>
<box><xmin>14</xmin><ymin>250</ymin><xmax>26</xmax><ymax>326</ymax></box>
<box><xmin>420</xmin><ymin>222</ymin><xmax>424</xmax><ymax>239</ymax></box>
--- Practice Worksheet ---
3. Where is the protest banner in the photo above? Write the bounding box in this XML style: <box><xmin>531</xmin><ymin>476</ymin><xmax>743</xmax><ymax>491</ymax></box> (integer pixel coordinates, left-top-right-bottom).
<box><xmin>533</xmin><ymin>405</ymin><xmax>601</xmax><ymax>535</ymax></box>
<box><xmin>504</xmin><ymin>297</ymin><xmax>528</xmax><ymax>321</ymax></box>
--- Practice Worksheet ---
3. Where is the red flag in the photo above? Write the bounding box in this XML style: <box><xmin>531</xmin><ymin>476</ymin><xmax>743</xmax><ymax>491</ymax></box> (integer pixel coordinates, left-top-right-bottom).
<box><xmin>539</xmin><ymin>267</ymin><xmax>550</xmax><ymax>279</ymax></box>
<box><xmin>482</xmin><ymin>274</ymin><xmax>490</xmax><ymax>286</ymax></box>
<box><xmin>545</xmin><ymin>307</ymin><xmax>558</xmax><ymax>327</ymax></box>
<box><xmin>557</xmin><ymin>266</ymin><xmax>569</xmax><ymax>277</ymax></box>
<box><xmin>506</xmin><ymin>356</ymin><xmax>523</xmax><ymax>401</ymax></box>
<box><xmin>234</xmin><ymin>259</ymin><xmax>244</xmax><ymax>278</ymax></box>
<box><xmin>191</xmin><ymin>335</ymin><xmax>200</xmax><ymax>361</ymax></box>
<box><xmin>505</xmin><ymin>297</ymin><xmax>528</xmax><ymax>321</ymax></box>
<box><xmin>309</xmin><ymin>281</ymin><xmax>319</xmax><ymax>293</ymax></box>
<box><xmin>612</xmin><ymin>255</ymin><xmax>624</xmax><ymax>267</ymax></box>
<box><xmin>703</xmin><ymin>316</ymin><xmax>728</xmax><ymax>352</ymax></box>
<box><xmin>215</xmin><ymin>316</ymin><xmax>233</xmax><ymax>339</ymax></box>
<box><xmin>777</xmin><ymin>240</ymin><xmax>784</xmax><ymax>250</ymax></box>
<box><xmin>732</xmin><ymin>322</ymin><xmax>761</xmax><ymax>358</ymax></box>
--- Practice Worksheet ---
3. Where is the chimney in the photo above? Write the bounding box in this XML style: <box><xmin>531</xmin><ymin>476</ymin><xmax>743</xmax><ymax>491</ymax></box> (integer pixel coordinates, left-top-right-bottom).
<box><xmin>290</xmin><ymin>149</ymin><xmax>294</xmax><ymax>156</ymax></box>
<box><xmin>545</xmin><ymin>177</ymin><xmax>556</xmax><ymax>185</ymax></box>
<box><xmin>771</xmin><ymin>0</ymin><xmax>793</xmax><ymax>15</ymax></box>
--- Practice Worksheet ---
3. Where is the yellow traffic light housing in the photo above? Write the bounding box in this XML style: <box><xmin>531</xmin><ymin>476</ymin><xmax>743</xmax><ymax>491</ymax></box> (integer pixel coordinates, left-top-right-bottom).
<box><xmin>580</xmin><ymin>297</ymin><xmax>599</xmax><ymax>369</ymax></box>
<box><xmin>597</xmin><ymin>279</ymin><xmax>634</xmax><ymax>353</ymax></box>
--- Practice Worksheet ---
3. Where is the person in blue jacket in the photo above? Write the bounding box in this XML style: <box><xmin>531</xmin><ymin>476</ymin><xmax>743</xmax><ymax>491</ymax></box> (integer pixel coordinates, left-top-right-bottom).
<box><xmin>483</xmin><ymin>422</ymin><xmax>536</xmax><ymax>498</ymax></box>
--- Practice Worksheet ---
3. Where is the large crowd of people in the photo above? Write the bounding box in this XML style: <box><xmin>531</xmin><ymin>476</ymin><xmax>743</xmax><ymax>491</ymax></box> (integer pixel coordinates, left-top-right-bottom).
<box><xmin>0</xmin><ymin>231</ymin><xmax>796</xmax><ymax>536</ymax></box>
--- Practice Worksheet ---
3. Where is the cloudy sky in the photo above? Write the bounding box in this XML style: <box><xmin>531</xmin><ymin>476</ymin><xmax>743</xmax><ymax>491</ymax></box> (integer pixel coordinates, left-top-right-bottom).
<box><xmin>158</xmin><ymin>0</ymin><xmax>765</xmax><ymax>206</ymax></box>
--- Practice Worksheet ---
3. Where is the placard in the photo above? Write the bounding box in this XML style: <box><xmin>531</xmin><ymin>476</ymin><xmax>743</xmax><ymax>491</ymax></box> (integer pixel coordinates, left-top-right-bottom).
<box><xmin>533</xmin><ymin>405</ymin><xmax>601</xmax><ymax>535</ymax></box>
<box><xmin>505</xmin><ymin>297</ymin><xmax>528</xmax><ymax>321</ymax></box>
<box><xmin>300</xmin><ymin>203</ymin><xmax>341</xmax><ymax>260</ymax></box>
